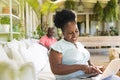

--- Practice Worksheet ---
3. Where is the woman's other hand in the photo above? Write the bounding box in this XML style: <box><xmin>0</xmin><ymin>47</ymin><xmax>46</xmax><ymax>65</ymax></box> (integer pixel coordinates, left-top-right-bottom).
<box><xmin>83</xmin><ymin>65</ymin><xmax>94</xmax><ymax>74</ymax></box>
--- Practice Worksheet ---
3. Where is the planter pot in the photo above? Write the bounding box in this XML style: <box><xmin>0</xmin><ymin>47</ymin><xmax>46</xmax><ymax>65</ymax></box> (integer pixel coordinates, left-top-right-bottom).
<box><xmin>2</xmin><ymin>24</ymin><xmax>10</xmax><ymax>32</ymax></box>
<box><xmin>2</xmin><ymin>7</ymin><xmax>10</xmax><ymax>14</ymax></box>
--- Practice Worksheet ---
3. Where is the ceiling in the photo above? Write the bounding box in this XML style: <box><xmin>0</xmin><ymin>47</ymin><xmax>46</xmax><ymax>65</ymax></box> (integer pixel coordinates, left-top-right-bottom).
<box><xmin>80</xmin><ymin>1</ymin><xmax>109</xmax><ymax>9</ymax></box>
<box><xmin>77</xmin><ymin>0</ymin><xmax>111</xmax><ymax>9</ymax></box>
<box><xmin>40</xmin><ymin>0</ymin><xmax>111</xmax><ymax>10</ymax></box>
<box><xmin>80</xmin><ymin>0</ymin><xmax>110</xmax><ymax>3</ymax></box>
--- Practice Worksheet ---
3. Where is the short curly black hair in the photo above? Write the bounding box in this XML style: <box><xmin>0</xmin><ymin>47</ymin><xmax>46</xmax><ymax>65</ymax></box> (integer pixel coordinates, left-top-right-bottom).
<box><xmin>54</xmin><ymin>9</ymin><xmax>75</xmax><ymax>30</ymax></box>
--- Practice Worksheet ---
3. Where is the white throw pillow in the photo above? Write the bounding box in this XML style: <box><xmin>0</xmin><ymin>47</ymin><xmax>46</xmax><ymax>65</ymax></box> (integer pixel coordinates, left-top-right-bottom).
<box><xmin>19</xmin><ymin>62</ymin><xmax>36</xmax><ymax>80</ymax></box>
<box><xmin>23</xmin><ymin>39</ymin><xmax>33</xmax><ymax>49</ymax></box>
<box><xmin>0</xmin><ymin>61</ymin><xmax>36</xmax><ymax>80</ymax></box>
<box><xmin>3</xmin><ymin>44</ymin><xmax>12</xmax><ymax>58</ymax></box>
<box><xmin>0</xmin><ymin>61</ymin><xmax>19</xmax><ymax>80</ymax></box>
<box><xmin>0</xmin><ymin>45</ymin><xmax>10</xmax><ymax>61</ymax></box>
<box><xmin>3</xmin><ymin>39</ymin><xmax>19</xmax><ymax>59</ymax></box>
<box><xmin>19</xmin><ymin>40</ymin><xmax>27</xmax><ymax>49</ymax></box>
<box><xmin>37</xmin><ymin>61</ymin><xmax>56</xmax><ymax>80</ymax></box>
<box><xmin>7</xmin><ymin>39</ymin><xmax>19</xmax><ymax>50</ymax></box>
<box><xmin>10</xmin><ymin>47</ymin><xmax>25</xmax><ymax>66</ymax></box>
<box><xmin>19</xmin><ymin>43</ymin><xmax>48</xmax><ymax>74</ymax></box>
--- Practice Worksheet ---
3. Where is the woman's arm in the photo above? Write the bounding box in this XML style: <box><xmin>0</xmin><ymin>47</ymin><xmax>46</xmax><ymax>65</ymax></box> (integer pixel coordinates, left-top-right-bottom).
<box><xmin>49</xmin><ymin>49</ymin><xmax>95</xmax><ymax>75</ymax></box>
<box><xmin>88</xmin><ymin>60</ymin><xmax>95</xmax><ymax>66</ymax></box>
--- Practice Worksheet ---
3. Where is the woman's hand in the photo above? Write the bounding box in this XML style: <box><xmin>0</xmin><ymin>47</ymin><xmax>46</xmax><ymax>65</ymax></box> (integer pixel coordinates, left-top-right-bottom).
<box><xmin>83</xmin><ymin>65</ymin><xmax>94</xmax><ymax>74</ymax></box>
<box><xmin>83</xmin><ymin>65</ymin><xmax>104</xmax><ymax>74</ymax></box>
<box><xmin>96</xmin><ymin>66</ymin><xmax>105</xmax><ymax>72</ymax></box>
<box><xmin>92</xmin><ymin>66</ymin><xmax>105</xmax><ymax>74</ymax></box>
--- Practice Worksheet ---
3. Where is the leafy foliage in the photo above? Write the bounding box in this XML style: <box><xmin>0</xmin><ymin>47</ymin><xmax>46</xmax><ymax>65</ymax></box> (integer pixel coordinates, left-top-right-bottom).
<box><xmin>93</xmin><ymin>0</ymin><xmax>119</xmax><ymax>22</ymax></box>
<box><xmin>64</xmin><ymin>0</ymin><xmax>75</xmax><ymax>10</ymax></box>
<box><xmin>36</xmin><ymin>24</ymin><xmax>46</xmax><ymax>38</ymax></box>
<box><xmin>103</xmin><ymin>0</ymin><xmax>119</xmax><ymax>22</ymax></box>
<box><xmin>40</xmin><ymin>1</ymin><xmax>58</xmax><ymax>15</ymax></box>
<box><xmin>25</xmin><ymin>0</ymin><xmax>59</xmax><ymax>38</ymax></box>
<box><xmin>0</xmin><ymin>16</ymin><xmax>10</xmax><ymax>24</ymax></box>
<box><xmin>93</xmin><ymin>1</ymin><xmax>103</xmax><ymax>21</ymax></box>
<box><xmin>25</xmin><ymin>0</ymin><xmax>41</xmax><ymax>19</ymax></box>
<box><xmin>110</xmin><ymin>27</ymin><xmax>118</xmax><ymax>36</ymax></box>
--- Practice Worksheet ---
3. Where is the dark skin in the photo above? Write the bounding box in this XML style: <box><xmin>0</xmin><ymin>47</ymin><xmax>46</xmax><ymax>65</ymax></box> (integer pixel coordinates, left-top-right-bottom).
<box><xmin>49</xmin><ymin>21</ymin><xmax>103</xmax><ymax>75</ymax></box>
<box><xmin>47</xmin><ymin>27</ymin><xmax>55</xmax><ymax>38</ymax></box>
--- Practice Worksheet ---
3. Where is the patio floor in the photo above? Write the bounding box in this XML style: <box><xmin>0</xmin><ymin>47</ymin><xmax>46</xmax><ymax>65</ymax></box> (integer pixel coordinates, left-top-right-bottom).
<box><xmin>89</xmin><ymin>48</ymin><xmax>109</xmax><ymax>66</ymax></box>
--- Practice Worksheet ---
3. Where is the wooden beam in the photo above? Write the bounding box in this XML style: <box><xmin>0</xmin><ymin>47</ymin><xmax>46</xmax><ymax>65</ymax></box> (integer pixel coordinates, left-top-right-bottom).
<box><xmin>79</xmin><ymin>0</ymin><xmax>110</xmax><ymax>3</ymax></box>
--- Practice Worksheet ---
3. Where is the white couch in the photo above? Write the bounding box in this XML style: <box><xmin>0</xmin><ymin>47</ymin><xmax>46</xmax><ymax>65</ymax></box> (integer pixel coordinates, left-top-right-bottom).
<box><xmin>0</xmin><ymin>39</ymin><xmax>56</xmax><ymax>80</ymax></box>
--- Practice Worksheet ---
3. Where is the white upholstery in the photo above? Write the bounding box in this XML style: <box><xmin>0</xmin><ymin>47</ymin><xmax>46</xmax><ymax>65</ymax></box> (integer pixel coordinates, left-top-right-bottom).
<box><xmin>4</xmin><ymin>39</ymin><xmax>24</xmax><ymax>65</ymax></box>
<box><xmin>0</xmin><ymin>61</ymin><xmax>18</xmax><ymax>80</ymax></box>
<box><xmin>19</xmin><ymin>43</ymin><xmax>48</xmax><ymax>74</ymax></box>
<box><xmin>0</xmin><ymin>39</ymin><xmax>55</xmax><ymax>80</ymax></box>
<box><xmin>0</xmin><ymin>45</ymin><xmax>9</xmax><ymax>61</ymax></box>
<box><xmin>19</xmin><ymin>62</ymin><xmax>36</xmax><ymax>80</ymax></box>
<box><xmin>38</xmin><ymin>61</ymin><xmax>56</xmax><ymax>80</ymax></box>
<box><xmin>0</xmin><ymin>61</ymin><xmax>36</xmax><ymax>80</ymax></box>
<box><xmin>4</xmin><ymin>39</ymin><xmax>19</xmax><ymax>59</ymax></box>
<box><xmin>21</xmin><ymin>39</ymin><xmax>34</xmax><ymax>49</ymax></box>
<box><xmin>4</xmin><ymin>44</ymin><xmax>12</xmax><ymax>58</ymax></box>
<box><xmin>10</xmin><ymin>47</ymin><xmax>25</xmax><ymax>66</ymax></box>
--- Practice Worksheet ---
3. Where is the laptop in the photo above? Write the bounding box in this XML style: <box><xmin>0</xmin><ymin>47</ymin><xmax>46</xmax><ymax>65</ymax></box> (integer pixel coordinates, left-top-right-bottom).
<box><xmin>77</xmin><ymin>59</ymin><xmax>120</xmax><ymax>80</ymax></box>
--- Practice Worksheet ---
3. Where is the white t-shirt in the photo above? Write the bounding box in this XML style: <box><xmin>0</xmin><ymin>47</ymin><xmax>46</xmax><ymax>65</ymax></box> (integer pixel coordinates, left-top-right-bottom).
<box><xmin>51</xmin><ymin>39</ymin><xmax>90</xmax><ymax>80</ymax></box>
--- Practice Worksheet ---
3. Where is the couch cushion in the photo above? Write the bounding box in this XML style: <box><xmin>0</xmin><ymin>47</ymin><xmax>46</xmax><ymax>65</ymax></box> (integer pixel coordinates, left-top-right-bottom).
<box><xmin>0</xmin><ymin>61</ymin><xmax>36</xmax><ymax>80</ymax></box>
<box><xmin>10</xmin><ymin>47</ymin><xmax>25</xmax><ymax>66</ymax></box>
<box><xmin>19</xmin><ymin>62</ymin><xmax>36</xmax><ymax>80</ymax></box>
<box><xmin>4</xmin><ymin>39</ymin><xmax>19</xmax><ymax>59</ymax></box>
<box><xmin>0</xmin><ymin>61</ymin><xmax>18</xmax><ymax>80</ymax></box>
<box><xmin>0</xmin><ymin>45</ymin><xmax>9</xmax><ymax>61</ymax></box>
<box><xmin>19</xmin><ymin>43</ymin><xmax>48</xmax><ymax>74</ymax></box>
<box><xmin>37</xmin><ymin>61</ymin><xmax>56</xmax><ymax>80</ymax></box>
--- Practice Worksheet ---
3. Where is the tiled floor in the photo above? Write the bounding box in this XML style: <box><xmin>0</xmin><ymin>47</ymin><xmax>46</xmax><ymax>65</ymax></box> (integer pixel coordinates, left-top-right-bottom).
<box><xmin>88</xmin><ymin>48</ymin><xmax>110</xmax><ymax>66</ymax></box>
<box><xmin>90</xmin><ymin>54</ymin><xmax>109</xmax><ymax>66</ymax></box>
<box><xmin>88</xmin><ymin>48</ymin><xmax>120</xmax><ymax>76</ymax></box>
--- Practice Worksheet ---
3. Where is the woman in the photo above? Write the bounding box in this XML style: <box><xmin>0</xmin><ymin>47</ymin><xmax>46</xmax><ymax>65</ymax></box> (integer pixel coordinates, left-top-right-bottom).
<box><xmin>49</xmin><ymin>9</ymin><xmax>119</xmax><ymax>80</ymax></box>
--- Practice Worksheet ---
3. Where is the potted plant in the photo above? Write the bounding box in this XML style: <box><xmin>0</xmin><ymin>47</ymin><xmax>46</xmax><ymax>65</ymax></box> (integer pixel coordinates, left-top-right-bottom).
<box><xmin>93</xmin><ymin>1</ymin><xmax>103</xmax><ymax>33</ymax></box>
<box><xmin>36</xmin><ymin>24</ymin><xmax>46</xmax><ymax>38</ymax></box>
<box><xmin>0</xmin><ymin>16</ymin><xmax>10</xmax><ymax>32</ymax></box>
<box><xmin>103</xmin><ymin>0</ymin><xmax>119</xmax><ymax>22</ymax></box>
<box><xmin>93</xmin><ymin>0</ymin><xmax>119</xmax><ymax>34</ymax></box>
<box><xmin>93</xmin><ymin>1</ymin><xmax>103</xmax><ymax>21</ymax></box>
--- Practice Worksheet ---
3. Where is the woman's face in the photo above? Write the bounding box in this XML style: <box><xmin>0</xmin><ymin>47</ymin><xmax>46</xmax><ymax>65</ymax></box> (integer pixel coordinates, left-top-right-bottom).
<box><xmin>63</xmin><ymin>21</ymin><xmax>79</xmax><ymax>43</ymax></box>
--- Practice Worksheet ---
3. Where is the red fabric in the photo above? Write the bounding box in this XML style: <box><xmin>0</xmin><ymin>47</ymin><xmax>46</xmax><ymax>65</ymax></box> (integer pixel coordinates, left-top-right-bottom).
<box><xmin>39</xmin><ymin>35</ymin><xmax>57</xmax><ymax>49</ymax></box>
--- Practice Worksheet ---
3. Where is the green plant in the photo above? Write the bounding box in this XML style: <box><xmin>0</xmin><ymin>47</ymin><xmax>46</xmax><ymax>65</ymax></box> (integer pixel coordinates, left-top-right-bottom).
<box><xmin>103</xmin><ymin>0</ymin><xmax>119</xmax><ymax>22</ymax></box>
<box><xmin>110</xmin><ymin>27</ymin><xmax>118</xmax><ymax>36</ymax></box>
<box><xmin>64</xmin><ymin>0</ymin><xmax>75</xmax><ymax>10</ymax></box>
<box><xmin>40</xmin><ymin>1</ymin><xmax>59</xmax><ymax>28</ymax></box>
<box><xmin>40</xmin><ymin>1</ymin><xmax>58</xmax><ymax>16</ymax></box>
<box><xmin>36</xmin><ymin>24</ymin><xmax>46</xmax><ymax>38</ymax></box>
<box><xmin>25</xmin><ymin>0</ymin><xmax>41</xmax><ymax>19</ymax></box>
<box><xmin>93</xmin><ymin>1</ymin><xmax>103</xmax><ymax>21</ymax></box>
<box><xmin>25</xmin><ymin>0</ymin><xmax>59</xmax><ymax>33</ymax></box>
<box><xmin>0</xmin><ymin>16</ymin><xmax>10</xmax><ymax>24</ymax></box>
